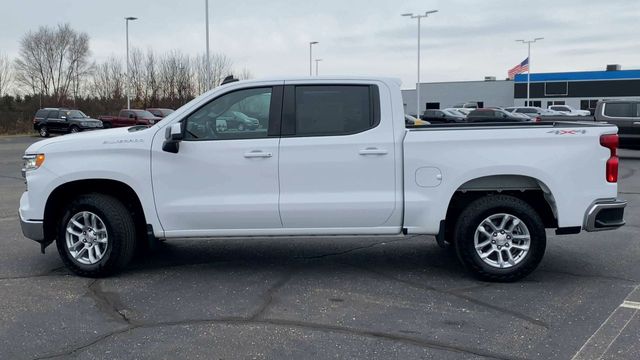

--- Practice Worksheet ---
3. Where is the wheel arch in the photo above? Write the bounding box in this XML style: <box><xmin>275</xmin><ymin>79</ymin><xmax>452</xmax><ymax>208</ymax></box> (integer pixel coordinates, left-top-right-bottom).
<box><xmin>43</xmin><ymin>179</ymin><xmax>148</xmax><ymax>244</ymax></box>
<box><xmin>443</xmin><ymin>175</ymin><xmax>558</xmax><ymax>240</ymax></box>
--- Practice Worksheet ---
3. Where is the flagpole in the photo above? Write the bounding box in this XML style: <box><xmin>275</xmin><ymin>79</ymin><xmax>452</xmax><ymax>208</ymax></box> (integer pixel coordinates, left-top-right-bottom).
<box><xmin>516</xmin><ymin>38</ymin><xmax>544</xmax><ymax>107</ymax></box>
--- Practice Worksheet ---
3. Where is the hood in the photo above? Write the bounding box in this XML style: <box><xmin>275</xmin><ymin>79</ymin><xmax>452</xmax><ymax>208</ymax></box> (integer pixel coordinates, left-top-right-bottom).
<box><xmin>25</xmin><ymin>126</ymin><xmax>155</xmax><ymax>154</ymax></box>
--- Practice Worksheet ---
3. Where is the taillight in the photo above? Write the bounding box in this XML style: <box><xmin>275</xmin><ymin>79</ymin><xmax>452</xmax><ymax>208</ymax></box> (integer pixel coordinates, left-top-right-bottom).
<box><xmin>33</xmin><ymin>117</ymin><xmax>37</xmax><ymax>124</ymax></box>
<box><xmin>600</xmin><ymin>134</ymin><xmax>619</xmax><ymax>183</ymax></box>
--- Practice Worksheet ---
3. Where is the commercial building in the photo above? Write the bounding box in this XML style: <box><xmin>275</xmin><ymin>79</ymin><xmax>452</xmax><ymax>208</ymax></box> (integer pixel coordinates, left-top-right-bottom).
<box><xmin>402</xmin><ymin>65</ymin><xmax>640</xmax><ymax>115</ymax></box>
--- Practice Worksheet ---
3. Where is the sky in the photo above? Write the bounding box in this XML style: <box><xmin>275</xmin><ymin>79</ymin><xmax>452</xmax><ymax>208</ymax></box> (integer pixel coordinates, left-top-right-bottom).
<box><xmin>0</xmin><ymin>0</ymin><xmax>639</xmax><ymax>89</ymax></box>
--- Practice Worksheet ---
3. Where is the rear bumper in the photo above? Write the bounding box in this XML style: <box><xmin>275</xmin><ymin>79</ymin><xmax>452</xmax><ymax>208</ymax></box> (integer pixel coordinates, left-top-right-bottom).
<box><xmin>584</xmin><ymin>199</ymin><xmax>627</xmax><ymax>232</ymax></box>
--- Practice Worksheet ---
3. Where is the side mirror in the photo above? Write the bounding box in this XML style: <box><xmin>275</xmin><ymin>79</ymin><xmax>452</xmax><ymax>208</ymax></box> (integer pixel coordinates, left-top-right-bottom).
<box><xmin>60</xmin><ymin>115</ymin><xmax>67</xmax><ymax>120</ymax></box>
<box><xmin>162</xmin><ymin>123</ymin><xmax>183</xmax><ymax>153</ymax></box>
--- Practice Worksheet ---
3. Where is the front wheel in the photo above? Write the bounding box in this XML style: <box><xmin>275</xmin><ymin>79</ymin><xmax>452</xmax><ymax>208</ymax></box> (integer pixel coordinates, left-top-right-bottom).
<box><xmin>70</xmin><ymin>125</ymin><xmax>80</xmax><ymax>133</ymax></box>
<box><xmin>56</xmin><ymin>194</ymin><xmax>137</xmax><ymax>277</ymax></box>
<box><xmin>453</xmin><ymin>195</ymin><xmax>546</xmax><ymax>282</ymax></box>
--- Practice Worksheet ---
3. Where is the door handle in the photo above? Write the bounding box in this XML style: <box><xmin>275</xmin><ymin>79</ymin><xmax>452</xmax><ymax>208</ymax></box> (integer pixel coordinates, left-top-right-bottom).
<box><xmin>633</xmin><ymin>122</ymin><xmax>640</xmax><ymax>126</ymax></box>
<box><xmin>244</xmin><ymin>150</ymin><xmax>273</xmax><ymax>158</ymax></box>
<box><xmin>359</xmin><ymin>147</ymin><xmax>388</xmax><ymax>156</ymax></box>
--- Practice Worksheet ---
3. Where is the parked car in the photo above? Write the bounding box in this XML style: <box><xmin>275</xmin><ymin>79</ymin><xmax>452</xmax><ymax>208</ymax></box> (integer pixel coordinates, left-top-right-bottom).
<box><xmin>466</xmin><ymin>108</ymin><xmax>529</xmax><ymax>122</ymax></box>
<box><xmin>548</xmin><ymin>105</ymin><xmax>591</xmax><ymax>116</ymax></box>
<box><xmin>20</xmin><ymin>76</ymin><xmax>625</xmax><ymax>282</ymax></box>
<box><xmin>217</xmin><ymin>110</ymin><xmax>260</xmax><ymax>131</ymax></box>
<box><xmin>146</xmin><ymin>108</ymin><xmax>175</xmax><ymax>118</ymax></box>
<box><xmin>505</xmin><ymin>107</ymin><xmax>562</xmax><ymax>120</ymax></box>
<box><xmin>594</xmin><ymin>99</ymin><xmax>640</xmax><ymax>147</ymax></box>
<box><xmin>421</xmin><ymin>109</ymin><xmax>465</xmax><ymax>123</ymax></box>
<box><xmin>33</xmin><ymin>108</ymin><xmax>103</xmax><ymax>137</ymax></box>
<box><xmin>405</xmin><ymin>114</ymin><xmax>430</xmax><ymax>126</ymax></box>
<box><xmin>450</xmin><ymin>108</ymin><xmax>474</xmax><ymax>116</ymax></box>
<box><xmin>98</xmin><ymin>110</ymin><xmax>162</xmax><ymax>128</ymax></box>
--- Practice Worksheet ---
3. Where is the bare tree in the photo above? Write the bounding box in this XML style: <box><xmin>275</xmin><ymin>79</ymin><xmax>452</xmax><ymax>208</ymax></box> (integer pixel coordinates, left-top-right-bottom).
<box><xmin>14</xmin><ymin>23</ymin><xmax>91</xmax><ymax>104</ymax></box>
<box><xmin>144</xmin><ymin>50</ymin><xmax>159</xmax><ymax>107</ymax></box>
<box><xmin>0</xmin><ymin>52</ymin><xmax>13</xmax><ymax>97</ymax></box>
<box><xmin>129</xmin><ymin>47</ymin><xmax>145</xmax><ymax>104</ymax></box>
<box><xmin>91</xmin><ymin>56</ymin><xmax>124</xmax><ymax>101</ymax></box>
<box><xmin>237</xmin><ymin>67</ymin><xmax>253</xmax><ymax>80</ymax></box>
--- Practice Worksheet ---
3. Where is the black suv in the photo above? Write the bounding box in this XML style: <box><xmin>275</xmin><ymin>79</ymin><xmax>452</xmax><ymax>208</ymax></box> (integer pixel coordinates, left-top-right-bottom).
<box><xmin>33</xmin><ymin>108</ymin><xmax>103</xmax><ymax>137</ymax></box>
<box><xmin>466</xmin><ymin>108</ymin><xmax>529</xmax><ymax>123</ymax></box>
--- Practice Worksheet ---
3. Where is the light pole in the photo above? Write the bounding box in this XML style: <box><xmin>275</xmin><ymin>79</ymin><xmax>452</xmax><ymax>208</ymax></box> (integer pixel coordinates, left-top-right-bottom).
<box><xmin>516</xmin><ymin>37</ymin><xmax>543</xmax><ymax>106</ymax></box>
<box><xmin>402</xmin><ymin>10</ymin><xmax>438</xmax><ymax>118</ymax></box>
<box><xmin>125</xmin><ymin>16</ymin><xmax>138</xmax><ymax>110</ymax></box>
<box><xmin>309</xmin><ymin>41</ymin><xmax>318</xmax><ymax>76</ymax></box>
<box><xmin>205</xmin><ymin>0</ymin><xmax>211</xmax><ymax>89</ymax></box>
<box><xmin>315</xmin><ymin>59</ymin><xmax>322</xmax><ymax>76</ymax></box>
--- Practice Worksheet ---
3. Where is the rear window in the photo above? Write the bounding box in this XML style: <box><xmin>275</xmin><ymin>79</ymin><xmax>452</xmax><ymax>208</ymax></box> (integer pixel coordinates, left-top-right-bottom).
<box><xmin>604</xmin><ymin>103</ymin><xmax>634</xmax><ymax>118</ymax></box>
<box><xmin>517</xmin><ymin>108</ymin><xmax>537</xmax><ymax>114</ymax></box>
<box><xmin>35</xmin><ymin>109</ymin><xmax>48</xmax><ymax>118</ymax></box>
<box><xmin>294</xmin><ymin>85</ymin><xmax>375</xmax><ymax>136</ymax></box>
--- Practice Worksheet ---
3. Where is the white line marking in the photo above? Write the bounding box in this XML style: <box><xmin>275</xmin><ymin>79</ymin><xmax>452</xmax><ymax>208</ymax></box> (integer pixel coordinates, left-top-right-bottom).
<box><xmin>600</xmin><ymin>309</ymin><xmax>638</xmax><ymax>359</ymax></box>
<box><xmin>620</xmin><ymin>301</ymin><xmax>640</xmax><ymax>310</ymax></box>
<box><xmin>571</xmin><ymin>285</ymin><xmax>640</xmax><ymax>360</ymax></box>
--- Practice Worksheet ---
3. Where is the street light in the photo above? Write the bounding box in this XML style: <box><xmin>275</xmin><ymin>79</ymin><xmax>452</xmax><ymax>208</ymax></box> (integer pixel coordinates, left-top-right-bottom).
<box><xmin>205</xmin><ymin>0</ymin><xmax>211</xmax><ymax>89</ymax></box>
<box><xmin>516</xmin><ymin>37</ymin><xmax>544</xmax><ymax>106</ymax></box>
<box><xmin>125</xmin><ymin>16</ymin><xmax>138</xmax><ymax>110</ymax></box>
<box><xmin>402</xmin><ymin>10</ymin><xmax>438</xmax><ymax>118</ymax></box>
<box><xmin>315</xmin><ymin>59</ymin><xmax>322</xmax><ymax>76</ymax></box>
<box><xmin>309</xmin><ymin>41</ymin><xmax>318</xmax><ymax>76</ymax></box>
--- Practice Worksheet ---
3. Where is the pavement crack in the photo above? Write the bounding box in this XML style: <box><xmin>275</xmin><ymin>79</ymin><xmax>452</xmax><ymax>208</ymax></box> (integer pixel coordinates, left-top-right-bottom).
<box><xmin>86</xmin><ymin>279</ymin><xmax>133</xmax><ymax>325</ymax></box>
<box><xmin>350</xmin><ymin>265</ymin><xmax>549</xmax><ymax>329</ymax></box>
<box><xmin>0</xmin><ymin>266</ymin><xmax>68</xmax><ymax>281</ymax></box>
<box><xmin>35</xmin><ymin>317</ymin><xmax>523</xmax><ymax>360</ymax></box>
<box><xmin>295</xmin><ymin>237</ymin><xmax>412</xmax><ymax>260</ymax></box>
<box><xmin>249</xmin><ymin>270</ymin><xmax>295</xmax><ymax>320</ymax></box>
<box><xmin>539</xmin><ymin>269</ymin><xmax>637</xmax><ymax>284</ymax></box>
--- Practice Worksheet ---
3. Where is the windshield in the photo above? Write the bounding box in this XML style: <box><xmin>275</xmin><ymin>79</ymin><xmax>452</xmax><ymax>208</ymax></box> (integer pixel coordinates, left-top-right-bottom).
<box><xmin>133</xmin><ymin>110</ymin><xmax>157</xmax><ymax>119</ymax></box>
<box><xmin>443</xmin><ymin>109</ymin><xmax>462</xmax><ymax>117</ymax></box>
<box><xmin>65</xmin><ymin>110</ymin><xmax>89</xmax><ymax>119</ymax></box>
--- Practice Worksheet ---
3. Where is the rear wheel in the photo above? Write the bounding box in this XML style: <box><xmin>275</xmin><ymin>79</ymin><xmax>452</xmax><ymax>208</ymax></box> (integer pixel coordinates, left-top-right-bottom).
<box><xmin>39</xmin><ymin>126</ymin><xmax>50</xmax><ymax>137</ymax></box>
<box><xmin>453</xmin><ymin>194</ymin><xmax>546</xmax><ymax>282</ymax></box>
<box><xmin>238</xmin><ymin>123</ymin><xmax>245</xmax><ymax>131</ymax></box>
<box><xmin>56</xmin><ymin>194</ymin><xmax>137</xmax><ymax>277</ymax></box>
<box><xmin>102</xmin><ymin>122</ymin><xmax>112</xmax><ymax>129</ymax></box>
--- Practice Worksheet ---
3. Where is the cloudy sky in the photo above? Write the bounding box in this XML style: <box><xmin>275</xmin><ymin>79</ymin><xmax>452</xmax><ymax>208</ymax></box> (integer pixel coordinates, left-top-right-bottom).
<box><xmin>1</xmin><ymin>0</ymin><xmax>638</xmax><ymax>89</ymax></box>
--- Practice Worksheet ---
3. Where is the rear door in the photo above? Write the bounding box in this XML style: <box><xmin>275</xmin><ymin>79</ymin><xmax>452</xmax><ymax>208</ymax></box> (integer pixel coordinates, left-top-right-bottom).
<box><xmin>45</xmin><ymin>110</ymin><xmax>63</xmax><ymax>132</ymax></box>
<box><xmin>278</xmin><ymin>82</ymin><xmax>398</xmax><ymax>232</ymax></box>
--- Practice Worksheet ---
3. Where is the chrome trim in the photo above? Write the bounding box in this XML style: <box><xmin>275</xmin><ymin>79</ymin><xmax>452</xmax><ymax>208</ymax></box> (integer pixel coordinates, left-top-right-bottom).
<box><xmin>20</xmin><ymin>218</ymin><xmax>44</xmax><ymax>241</ymax></box>
<box><xmin>584</xmin><ymin>199</ymin><xmax>627</xmax><ymax>232</ymax></box>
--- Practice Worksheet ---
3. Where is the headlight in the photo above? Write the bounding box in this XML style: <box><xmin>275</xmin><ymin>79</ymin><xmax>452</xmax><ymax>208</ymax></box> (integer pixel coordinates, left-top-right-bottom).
<box><xmin>22</xmin><ymin>154</ymin><xmax>45</xmax><ymax>177</ymax></box>
<box><xmin>81</xmin><ymin>121</ymin><xmax>89</xmax><ymax>127</ymax></box>
<box><xmin>149</xmin><ymin>119</ymin><xmax>155</xmax><ymax>124</ymax></box>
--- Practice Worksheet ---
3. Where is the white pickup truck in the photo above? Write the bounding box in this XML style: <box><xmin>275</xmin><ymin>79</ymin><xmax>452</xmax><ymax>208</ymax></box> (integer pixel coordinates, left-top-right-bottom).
<box><xmin>20</xmin><ymin>77</ymin><xmax>626</xmax><ymax>281</ymax></box>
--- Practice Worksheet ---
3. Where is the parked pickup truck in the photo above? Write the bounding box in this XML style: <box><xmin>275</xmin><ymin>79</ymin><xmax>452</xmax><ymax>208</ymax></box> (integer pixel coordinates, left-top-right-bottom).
<box><xmin>19</xmin><ymin>77</ymin><xmax>626</xmax><ymax>281</ymax></box>
<box><xmin>98</xmin><ymin>109</ymin><xmax>161</xmax><ymax>128</ymax></box>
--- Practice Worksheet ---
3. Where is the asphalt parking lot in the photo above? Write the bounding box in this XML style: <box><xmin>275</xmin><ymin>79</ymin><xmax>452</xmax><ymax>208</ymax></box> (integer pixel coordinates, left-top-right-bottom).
<box><xmin>1</xmin><ymin>135</ymin><xmax>639</xmax><ymax>360</ymax></box>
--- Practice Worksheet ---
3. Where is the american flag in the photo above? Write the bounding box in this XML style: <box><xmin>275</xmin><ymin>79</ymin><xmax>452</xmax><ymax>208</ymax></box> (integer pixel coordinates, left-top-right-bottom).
<box><xmin>508</xmin><ymin>57</ymin><xmax>529</xmax><ymax>79</ymax></box>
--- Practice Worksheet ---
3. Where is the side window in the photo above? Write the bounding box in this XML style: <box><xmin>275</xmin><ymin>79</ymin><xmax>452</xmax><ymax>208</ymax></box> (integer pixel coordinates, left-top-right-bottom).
<box><xmin>35</xmin><ymin>110</ymin><xmax>47</xmax><ymax>118</ymax></box>
<box><xmin>184</xmin><ymin>87</ymin><xmax>272</xmax><ymax>141</ymax></box>
<box><xmin>604</xmin><ymin>103</ymin><xmax>633</xmax><ymax>118</ymax></box>
<box><xmin>293</xmin><ymin>85</ymin><xmax>376</xmax><ymax>136</ymax></box>
<box><xmin>47</xmin><ymin>110</ymin><xmax>59</xmax><ymax>119</ymax></box>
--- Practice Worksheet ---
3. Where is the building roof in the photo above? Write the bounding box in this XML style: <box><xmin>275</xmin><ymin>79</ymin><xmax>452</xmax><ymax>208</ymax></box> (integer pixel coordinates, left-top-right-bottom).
<box><xmin>514</xmin><ymin>69</ymin><xmax>640</xmax><ymax>82</ymax></box>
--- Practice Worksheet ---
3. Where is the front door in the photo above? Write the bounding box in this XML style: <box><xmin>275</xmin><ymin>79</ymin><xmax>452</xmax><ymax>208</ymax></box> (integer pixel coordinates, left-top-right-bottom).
<box><xmin>151</xmin><ymin>85</ymin><xmax>284</xmax><ymax>237</ymax></box>
<box><xmin>278</xmin><ymin>82</ymin><xmax>398</xmax><ymax>231</ymax></box>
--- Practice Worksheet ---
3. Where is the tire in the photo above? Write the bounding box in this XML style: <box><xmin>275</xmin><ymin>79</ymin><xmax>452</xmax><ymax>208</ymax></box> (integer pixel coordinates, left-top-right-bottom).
<box><xmin>56</xmin><ymin>193</ymin><xmax>137</xmax><ymax>277</ymax></box>
<box><xmin>102</xmin><ymin>122</ymin><xmax>112</xmax><ymax>129</ymax></box>
<box><xmin>70</xmin><ymin>125</ymin><xmax>80</xmax><ymax>133</ymax></box>
<box><xmin>238</xmin><ymin>123</ymin><xmax>245</xmax><ymax>131</ymax></box>
<box><xmin>453</xmin><ymin>194</ymin><xmax>546</xmax><ymax>282</ymax></box>
<box><xmin>39</xmin><ymin>126</ymin><xmax>50</xmax><ymax>137</ymax></box>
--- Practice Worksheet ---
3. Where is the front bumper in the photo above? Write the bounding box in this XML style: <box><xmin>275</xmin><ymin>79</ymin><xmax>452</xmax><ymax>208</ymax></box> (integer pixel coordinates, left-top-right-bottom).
<box><xmin>20</xmin><ymin>217</ymin><xmax>44</xmax><ymax>241</ymax></box>
<box><xmin>584</xmin><ymin>199</ymin><xmax>627</xmax><ymax>232</ymax></box>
